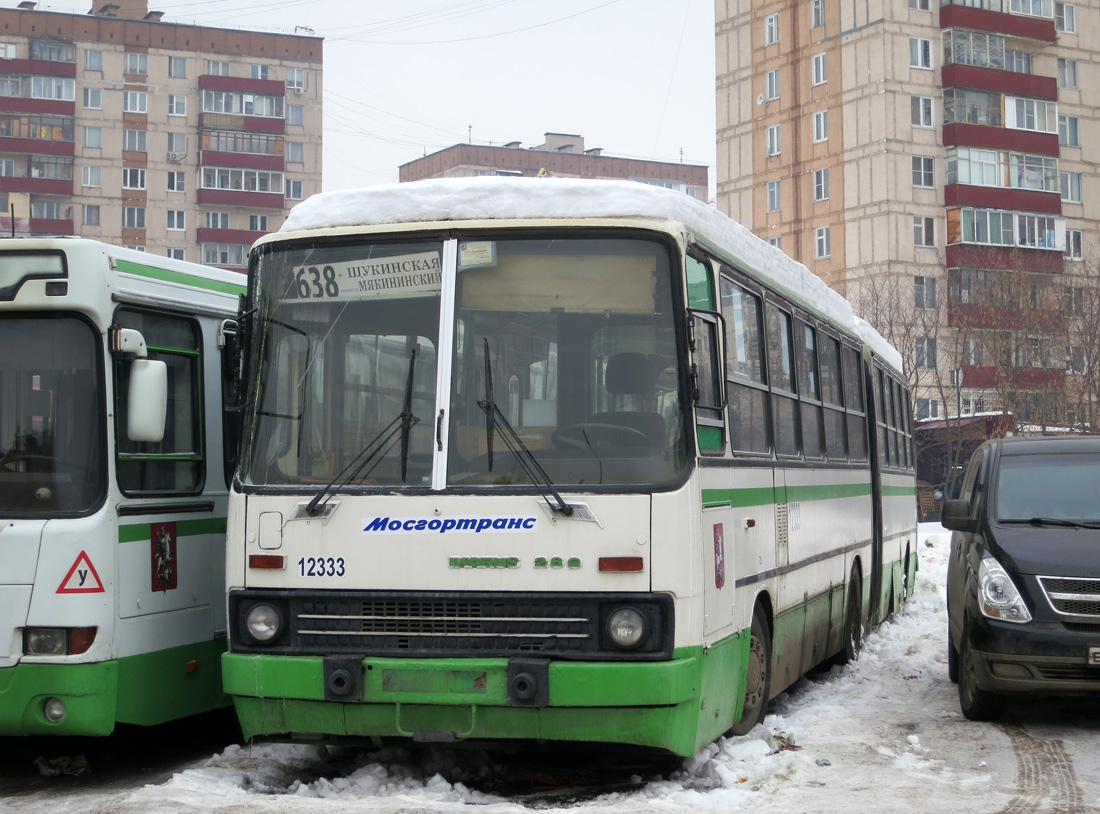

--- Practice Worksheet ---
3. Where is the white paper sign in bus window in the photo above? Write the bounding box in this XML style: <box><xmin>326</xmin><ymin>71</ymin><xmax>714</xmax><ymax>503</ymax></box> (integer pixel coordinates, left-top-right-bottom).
<box><xmin>288</xmin><ymin>252</ymin><xmax>441</xmax><ymax>302</ymax></box>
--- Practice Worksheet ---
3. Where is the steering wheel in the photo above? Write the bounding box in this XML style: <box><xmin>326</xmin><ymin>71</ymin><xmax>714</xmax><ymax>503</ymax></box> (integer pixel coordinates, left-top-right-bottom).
<box><xmin>550</xmin><ymin>422</ymin><xmax>648</xmax><ymax>450</ymax></box>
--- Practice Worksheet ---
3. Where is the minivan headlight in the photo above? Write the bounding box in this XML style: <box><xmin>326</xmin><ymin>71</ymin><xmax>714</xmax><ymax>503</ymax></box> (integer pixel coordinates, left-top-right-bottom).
<box><xmin>979</xmin><ymin>557</ymin><xmax>1032</xmax><ymax>623</ymax></box>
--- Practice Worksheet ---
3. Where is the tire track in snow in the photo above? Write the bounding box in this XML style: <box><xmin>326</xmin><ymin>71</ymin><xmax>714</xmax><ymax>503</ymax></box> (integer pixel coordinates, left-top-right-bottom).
<box><xmin>995</xmin><ymin>721</ymin><xmax>1088</xmax><ymax>814</ymax></box>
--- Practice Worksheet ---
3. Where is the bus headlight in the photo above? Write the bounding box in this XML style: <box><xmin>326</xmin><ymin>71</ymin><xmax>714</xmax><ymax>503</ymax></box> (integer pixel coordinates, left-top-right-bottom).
<box><xmin>245</xmin><ymin>603</ymin><xmax>283</xmax><ymax>643</ymax></box>
<box><xmin>24</xmin><ymin>628</ymin><xmax>68</xmax><ymax>656</ymax></box>
<box><xmin>606</xmin><ymin>607</ymin><xmax>647</xmax><ymax>649</ymax></box>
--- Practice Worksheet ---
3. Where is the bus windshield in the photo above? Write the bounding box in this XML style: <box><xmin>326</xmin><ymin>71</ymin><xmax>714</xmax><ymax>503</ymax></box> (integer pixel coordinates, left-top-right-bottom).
<box><xmin>244</xmin><ymin>234</ymin><xmax>687</xmax><ymax>489</ymax></box>
<box><xmin>0</xmin><ymin>317</ymin><xmax>106</xmax><ymax>516</ymax></box>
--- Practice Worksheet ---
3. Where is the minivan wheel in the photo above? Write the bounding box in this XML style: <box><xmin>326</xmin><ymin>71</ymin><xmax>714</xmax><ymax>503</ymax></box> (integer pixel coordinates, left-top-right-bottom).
<box><xmin>947</xmin><ymin>626</ymin><xmax>959</xmax><ymax>684</ymax></box>
<box><xmin>958</xmin><ymin>633</ymin><xmax>1006</xmax><ymax>721</ymax></box>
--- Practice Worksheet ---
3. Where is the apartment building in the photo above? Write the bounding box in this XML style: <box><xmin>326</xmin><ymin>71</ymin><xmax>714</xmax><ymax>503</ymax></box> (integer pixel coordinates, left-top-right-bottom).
<box><xmin>0</xmin><ymin>0</ymin><xmax>322</xmax><ymax>270</ymax></box>
<box><xmin>717</xmin><ymin>0</ymin><xmax>1099</xmax><ymax>426</ymax></box>
<box><xmin>400</xmin><ymin>132</ymin><xmax>709</xmax><ymax>199</ymax></box>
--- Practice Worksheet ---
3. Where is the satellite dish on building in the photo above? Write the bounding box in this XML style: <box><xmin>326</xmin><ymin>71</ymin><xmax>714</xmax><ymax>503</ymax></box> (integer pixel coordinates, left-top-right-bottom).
<box><xmin>757</xmin><ymin>93</ymin><xmax>764</xmax><ymax>106</ymax></box>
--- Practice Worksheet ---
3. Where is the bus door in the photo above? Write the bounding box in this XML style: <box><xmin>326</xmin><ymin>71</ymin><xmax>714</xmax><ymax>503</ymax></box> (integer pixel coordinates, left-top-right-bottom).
<box><xmin>112</xmin><ymin>308</ymin><xmax>223</xmax><ymax>631</ymax></box>
<box><xmin>865</xmin><ymin>360</ymin><xmax>885</xmax><ymax>622</ymax></box>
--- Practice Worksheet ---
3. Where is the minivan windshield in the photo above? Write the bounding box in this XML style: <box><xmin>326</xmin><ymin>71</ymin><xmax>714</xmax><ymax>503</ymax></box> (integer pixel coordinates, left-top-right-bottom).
<box><xmin>994</xmin><ymin>452</ymin><xmax>1100</xmax><ymax>524</ymax></box>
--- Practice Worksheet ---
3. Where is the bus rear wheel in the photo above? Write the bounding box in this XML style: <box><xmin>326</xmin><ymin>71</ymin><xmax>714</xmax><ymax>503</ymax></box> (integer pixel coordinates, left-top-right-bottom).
<box><xmin>730</xmin><ymin>604</ymin><xmax>771</xmax><ymax>736</ymax></box>
<box><xmin>835</xmin><ymin>568</ymin><xmax>863</xmax><ymax>665</ymax></box>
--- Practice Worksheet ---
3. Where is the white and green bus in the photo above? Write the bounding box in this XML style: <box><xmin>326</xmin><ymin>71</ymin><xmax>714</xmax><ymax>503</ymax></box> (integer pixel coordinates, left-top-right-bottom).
<box><xmin>224</xmin><ymin>178</ymin><xmax>917</xmax><ymax>756</ymax></box>
<box><xmin>0</xmin><ymin>238</ymin><xmax>245</xmax><ymax>735</ymax></box>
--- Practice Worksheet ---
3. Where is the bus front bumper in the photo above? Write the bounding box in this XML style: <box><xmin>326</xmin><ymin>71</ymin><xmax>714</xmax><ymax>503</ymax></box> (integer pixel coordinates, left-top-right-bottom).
<box><xmin>0</xmin><ymin>661</ymin><xmax>118</xmax><ymax>736</ymax></box>
<box><xmin>222</xmin><ymin>650</ymin><xmax>708</xmax><ymax>755</ymax></box>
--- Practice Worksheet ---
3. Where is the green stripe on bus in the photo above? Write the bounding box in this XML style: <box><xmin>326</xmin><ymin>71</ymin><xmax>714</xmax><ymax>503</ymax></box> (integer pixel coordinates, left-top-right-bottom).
<box><xmin>702</xmin><ymin>481</ymin><xmax>872</xmax><ymax>509</ymax></box>
<box><xmin>882</xmin><ymin>484</ymin><xmax>916</xmax><ymax>496</ymax></box>
<box><xmin>118</xmin><ymin>517</ymin><xmax>227</xmax><ymax>543</ymax></box>
<box><xmin>115</xmin><ymin>258</ymin><xmax>246</xmax><ymax>296</ymax></box>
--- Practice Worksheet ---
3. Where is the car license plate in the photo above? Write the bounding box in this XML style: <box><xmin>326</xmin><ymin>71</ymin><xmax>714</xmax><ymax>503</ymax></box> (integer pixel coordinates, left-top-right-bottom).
<box><xmin>1089</xmin><ymin>647</ymin><xmax>1100</xmax><ymax>668</ymax></box>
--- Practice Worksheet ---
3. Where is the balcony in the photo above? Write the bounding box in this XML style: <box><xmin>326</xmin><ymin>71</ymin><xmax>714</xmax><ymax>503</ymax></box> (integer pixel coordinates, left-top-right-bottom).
<box><xmin>197</xmin><ymin>188</ymin><xmax>284</xmax><ymax>209</ymax></box>
<box><xmin>944</xmin><ymin>184</ymin><xmax>1061</xmax><ymax>215</ymax></box>
<box><xmin>942</xmin><ymin>65</ymin><xmax>1057</xmax><ymax>100</ymax></box>
<box><xmin>943</xmin><ymin>123</ymin><xmax>1059</xmax><ymax>155</ymax></box>
<box><xmin>945</xmin><ymin>243</ymin><xmax>1066</xmax><ymax>272</ymax></box>
<box><xmin>940</xmin><ymin>5</ymin><xmax>1057</xmax><ymax>41</ymax></box>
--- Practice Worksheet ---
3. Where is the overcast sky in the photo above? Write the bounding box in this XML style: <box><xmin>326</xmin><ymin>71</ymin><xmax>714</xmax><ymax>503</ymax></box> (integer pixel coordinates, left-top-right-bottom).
<box><xmin>32</xmin><ymin>0</ymin><xmax>718</xmax><ymax>196</ymax></box>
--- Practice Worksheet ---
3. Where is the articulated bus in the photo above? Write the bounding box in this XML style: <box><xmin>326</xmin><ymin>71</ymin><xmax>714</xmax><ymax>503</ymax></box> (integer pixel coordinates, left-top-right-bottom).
<box><xmin>223</xmin><ymin>178</ymin><xmax>917</xmax><ymax>756</ymax></box>
<box><xmin>0</xmin><ymin>238</ymin><xmax>245</xmax><ymax>735</ymax></box>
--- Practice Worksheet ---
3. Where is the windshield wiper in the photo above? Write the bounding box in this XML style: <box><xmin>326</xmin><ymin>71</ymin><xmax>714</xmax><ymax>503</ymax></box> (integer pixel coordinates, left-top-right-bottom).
<box><xmin>478</xmin><ymin>339</ymin><xmax>572</xmax><ymax>516</ymax></box>
<box><xmin>1000</xmin><ymin>517</ymin><xmax>1100</xmax><ymax>529</ymax></box>
<box><xmin>305</xmin><ymin>350</ymin><xmax>419</xmax><ymax>517</ymax></box>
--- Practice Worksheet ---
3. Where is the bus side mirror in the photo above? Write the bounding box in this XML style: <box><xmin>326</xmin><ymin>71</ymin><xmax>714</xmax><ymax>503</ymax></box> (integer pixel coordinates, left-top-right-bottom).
<box><xmin>110</xmin><ymin>325</ymin><xmax>168</xmax><ymax>443</ymax></box>
<box><xmin>127</xmin><ymin>358</ymin><xmax>168</xmax><ymax>442</ymax></box>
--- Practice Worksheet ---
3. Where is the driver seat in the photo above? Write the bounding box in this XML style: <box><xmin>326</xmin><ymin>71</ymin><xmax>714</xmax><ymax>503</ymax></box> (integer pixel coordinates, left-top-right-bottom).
<box><xmin>590</xmin><ymin>352</ymin><xmax>666</xmax><ymax>447</ymax></box>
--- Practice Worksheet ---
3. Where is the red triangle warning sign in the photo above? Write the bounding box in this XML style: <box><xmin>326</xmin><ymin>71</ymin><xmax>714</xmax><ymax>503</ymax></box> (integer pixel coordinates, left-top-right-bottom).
<box><xmin>57</xmin><ymin>551</ymin><xmax>105</xmax><ymax>594</ymax></box>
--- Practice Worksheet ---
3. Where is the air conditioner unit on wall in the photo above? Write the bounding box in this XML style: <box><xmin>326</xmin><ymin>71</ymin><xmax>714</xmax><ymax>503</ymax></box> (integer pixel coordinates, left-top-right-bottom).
<box><xmin>167</xmin><ymin>152</ymin><xmax>185</xmax><ymax>162</ymax></box>
<box><xmin>293</xmin><ymin>87</ymin><xmax>303</xmax><ymax>95</ymax></box>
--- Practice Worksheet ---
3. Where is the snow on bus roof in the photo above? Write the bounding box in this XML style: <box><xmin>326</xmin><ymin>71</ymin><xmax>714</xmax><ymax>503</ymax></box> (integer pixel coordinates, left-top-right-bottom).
<box><xmin>280</xmin><ymin>177</ymin><xmax>902</xmax><ymax>372</ymax></box>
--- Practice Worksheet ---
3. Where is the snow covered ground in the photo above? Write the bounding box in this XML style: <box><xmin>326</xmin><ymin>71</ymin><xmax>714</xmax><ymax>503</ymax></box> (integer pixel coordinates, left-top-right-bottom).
<box><xmin>9</xmin><ymin>523</ymin><xmax>1100</xmax><ymax>814</ymax></box>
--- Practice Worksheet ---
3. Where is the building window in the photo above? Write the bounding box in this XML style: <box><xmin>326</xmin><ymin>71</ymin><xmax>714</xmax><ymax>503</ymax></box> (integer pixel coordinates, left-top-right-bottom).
<box><xmin>1006</xmin><ymin>49</ymin><xmax>1032</xmax><ymax>73</ymax></box>
<box><xmin>915</xmin><ymin>276</ymin><xmax>937</xmax><ymax>309</ymax></box>
<box><xmin>31</xmin><ymin>201</ymin><xmax>64</xmax><ymax>219</ymax></box>
<box><xmin>123</xmin><ymin>91</ymin><xmax>147</xmax><ymax>114</ymax></box>
<box><xmin>766</xmin><ymin>124</ymin><xmax>781</xmax><ymax>156</ymax></box>
<box><xmin>909</xmin><ymin>0</ymin><xmax>930</xmax><ymax>9</ymax></box>
<box><xmin>0</xmin><ymin>43</ymin><xmax>14</xmax><ymax>59</ymax></box>
<box><xmin>167</xmin><ymin>210</ymin><xmax>185</xmax><ymax>231</ymax></box>
<box><xmin>31</xmin><ymin>77</ymin><xmax>74</xmax><ymax>101</ymax></box>
<box><xmin>765</xmin><ymin>13</ymin><xmax>779</xmax><ymax>45</ymax></box>
<box><xmin>1055</xmin><ymin>1</ymin><xmax>1076</xmax><ymax>30</ymax></box>
<box><xmin>1011</xmin><ymin>0</ymin><xmax>1054</xmax><ymax>17</ymax></box>
<box><xmin>810</xmin><ymin>110</ymin><xmax>828</xmax><ymax>143</ymax></box>
<box><xmin>947</xmin><ymin>147</ymin><xmax>1001</xmax><ymax>186</ymax></box>
<box><xmin>959</xmin><ymin>209</ymin><xmax>1014</xmax><ymax>246</ymax></box>
<box><xmin>202</xmin><ymin>167</ymin><xmax>283</xmax><ymax>193</ymax></box>
<box><xmin>167</xmin><ymin>248</ymin><xmax>185</xmax><ymax>261</ymax></box>
<box><xmin>168</xmin><ymin>95</ymin><xmax>187</xmax><ymax>116</ymax></box>
<box><xmin>83</xmin><ymin>126</ymin><xmax>101</xmax><ymax>148</ymax></box>
<box><xmin>83</xmin><ymin>88</ymin><xmax>101</xmax><ymax>109</ymax></box>
<box><xmin>915</xmin><ymin>337</ymin><xmax>937</xmax><ymax>370</ymax></box>
<box><xmin>913</xmin><ymin>156</ymin><xmax>934</xmax><ymax>187</ymax></box>
<box><xmin>1009</xmin><ymin>152</ymin><xmax>1058</xmax><ymax>192</ymax></box>
<box><xmin>944</xmin><ymin>30</ymin><xmax>1005</xmax><ymax>70</ymax></box>
<box><xmin>812</xmin><ymin>52</ymin><xmax>827</xmax><ymax>85</ymax></box>
<box><xmin>167</xmin><ymin>171</ymin><xmax>185</xmax><ymax>192</ymax></box>
<box><xmin>202</xmin><ymin>243</ymin><xmax>247</xmax><ymax>266</ymax></box>
<box><xmin>286</xmin><ymin>179</ymin><xmax>303</xmax><ymax>199</ymax></box>
<box><xmin>1016</xmin><ymin>213</ymin><xmax>1057</xmax><ymax>248</ymax></box>
<box><xmin>250</xmin><ymin>214</ymin><xmax>268</xmax><ymax>231</ymax></box>
<box><xmin>123</xmin><ymin>129</ymin><xmax>146</xmax><ymax>152</ymax></box>
<box><xmin>124</xmin><ymin>53</ymin><xmax>147</xmax><ymax>75</ymax></box>
<box><xmin>909</xmin><ymin>37</ymin><xmax>932</xmax><ymax>69</ymax></box>
<box><xmin>1061</xmin><ymin>171</ymin><xmax>1082</xmax><ymax>202</ymax></box>
<box><xmin>963</xmin><ymin>339</ymin><xmax>984</xmax><ymax>367</ymax></box>
<box><xmin>767</xmin><ymin>180</ymin><xmax>781</xmax><ymax>212</ymax></box>
<box><xmin>914</xmin><ymin>216</ymin><xmax>935</xmax><ymax>247</ymax></box>
<box><xmin>206</xmin><ymin>211</ymin><xmax>230</xmax><ymax>228</ymax></box>
<box><xmin>1059</xmin><ymin>114</ymin><xmax>1079</xmax><ymax>146</ymax></box>
<box><xmin>944</xmin><ymin>88</ymin><xmax>1002</xmax><ymax>127</ymax></box>
<box><xmin>765</xmin><ymin>68</ymin><xmax>779</xmax><ymax>100</ymax></box>
<box><xmin>916</xmin><ymin>398</ymin><xmax>940</xmax><ymax>420</ymax></box>
<box><xmin>814</xmin><ymin>226</ymin><xmax>831</xmax><ymax>259</ymax></box>
<box><xmin>286</xmin><ymin>141</ymin><xmax>304</xmax><ymax>163</ymax></box>
<box><xmin>287</xmin><ymin>104</ymin><xmax>304</xmax><ymax>126</ymax></box>
<box><xmin>82</xmin><ymin>204</ymin><xmax>100</xmax><ymax>226</ymax></box>
<box><xmin>1058</xmin><ymin>58</ymin><xmax>1079</xmax><ymax>89</ymax></box>
<box><xmin>84</xmin><ymin>49</ymin><xmax>102</xmax><ymax>71</ymax></box>
<box><xmin>0</xmin><ymin>159</ymin><xmax>11</xmax><ymax>177</ymax></box>
<box><xmin>82</xmin><ymin>165</ymin><xmax>101</xmax><ymax>187</ymax></box>
<box><xmin>122</xmin><ymin>206</ymin><xmax>146</xmax><ymax>230</ymax></box>
<box><xmin>1065</xmin><ymin>229</ymin><xmax>1083</xmax><ymax>259</ymax></box>
<box><xmin>251</xmin><ymin>64</ymin><xmax>271</xmax><ymax>80</ymax></box>
<box><xmin>1008</xmin><ymin>97</ymin><xmax>1057</xmax><ymax>133</ymax></box>
<box><xmin>286</xmin><ymin>67</ymin><xmax>305</xmax><ymax>90</ymax></box>
<box><xmin>122</xmin><ymin>168</ymin><xmax>146</xmax><ymax>190</ymax></box>
<box><xmin>168</xmin><ymin>56</ymin><xmax>187</xmax><ymax>78</ymax></box>
<box><xmin>813</xmin><ymin>168</ymin><xmax>829</xmax><ymax>201</ymax></box>
<box><xmin>167</xmin><ymin>133</ymin><xmax>188</xmax><ymax>154</ymax></box>
<box><xmin>768</xmin><ymin>236</ymin><xmax>783</xmax><ymax>250</ymax></box>
<box><xmin>911</xmin><ymin>96</ymin><xmax>933</xmax><ymax>127</ymax></box>
<box><xmin>207</xmin><ymin>59</ymin><xmax>230</xmax><ymax>76</ymax></box>
<box><xmin>811</xmin><ymin>0</ymin><xmax>824</xmax><ymax>27</ymax></box>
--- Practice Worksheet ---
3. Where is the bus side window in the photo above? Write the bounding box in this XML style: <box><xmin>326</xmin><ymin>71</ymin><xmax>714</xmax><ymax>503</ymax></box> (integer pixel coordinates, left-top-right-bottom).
<box><xmin>719</xmin><ymin>275</ymin><xmax>770</xmax><ymax>455</ymax></box>
<box><xmin>114</xmin><ymin>308</ymin><xmax>204</xmax><ymax>495</ymax></box>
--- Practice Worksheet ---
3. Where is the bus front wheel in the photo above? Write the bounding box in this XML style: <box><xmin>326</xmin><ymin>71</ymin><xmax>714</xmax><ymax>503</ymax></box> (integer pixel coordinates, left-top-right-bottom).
<box><xmin>730</xmin><ymin>604</ymin><xmax>771</xmax><ymax>736</ymax></box>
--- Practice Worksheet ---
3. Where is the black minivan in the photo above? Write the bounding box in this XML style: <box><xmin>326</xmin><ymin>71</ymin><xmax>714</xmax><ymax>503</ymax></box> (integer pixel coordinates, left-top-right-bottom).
<box><xmin>943</xmin><ymin>435</ymin><xmax>1100</xmax><ymax>720</ymax></box>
